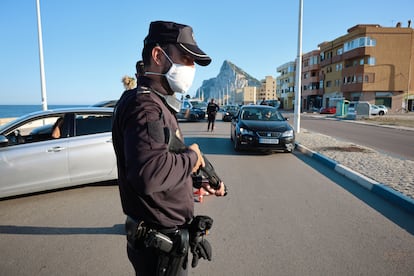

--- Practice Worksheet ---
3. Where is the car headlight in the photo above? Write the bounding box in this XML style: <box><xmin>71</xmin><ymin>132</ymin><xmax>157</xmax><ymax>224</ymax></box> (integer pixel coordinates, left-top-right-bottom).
<box><xmin>239</xmin><ymin>127</ymin><xmax>254</xmax><ymax>135</ymax></box>
<box><xmin>281</xmin><ymin>129</ymin><xmax>294</xmax><ymax>138</ymax></box>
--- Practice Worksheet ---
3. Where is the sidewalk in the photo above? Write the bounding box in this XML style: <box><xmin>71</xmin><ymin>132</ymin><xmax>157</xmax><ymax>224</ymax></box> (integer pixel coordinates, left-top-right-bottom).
<box><xmin>294</xmin><ymin>116</ymin><xmax>414</xmax><ymax>214</ymax></box>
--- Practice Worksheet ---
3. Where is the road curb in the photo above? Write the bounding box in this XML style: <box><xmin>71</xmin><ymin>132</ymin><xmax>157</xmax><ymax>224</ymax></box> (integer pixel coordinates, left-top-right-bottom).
<box><xmin>295</xmin><ymin>143</ymin><xmax>414</xmax><ymax>214</ymax></box>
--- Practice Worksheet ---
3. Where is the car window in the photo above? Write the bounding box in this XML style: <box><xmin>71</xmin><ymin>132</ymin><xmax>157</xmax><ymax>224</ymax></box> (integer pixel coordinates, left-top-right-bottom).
<box><xmin>182</xmin><ymin>101</ymin><xmax>191</xmax><ymax>109</ymax></box>
<box><xmin>241</xmin><ymin>109</ymin><xmax>260</xmax><ymax>120</ymax></box>
<box><xmin>74</xmin><ymin>114</ymin><xmax>112</xmax><ymax>136</ymax></box>
<box><xmin>4</xmin><ymin>116</ymin><xmax>62</xmax><ymax>146</ymax></box>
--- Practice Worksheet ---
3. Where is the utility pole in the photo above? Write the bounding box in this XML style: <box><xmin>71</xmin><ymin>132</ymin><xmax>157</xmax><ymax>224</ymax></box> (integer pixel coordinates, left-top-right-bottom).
<box><xmin>294</xmin><ymin>0</ymin><xmax>303</xmax><ymax>133</ymax></box>
<box><xmin>36</xmin><ymin>0</ymin><xmax>48</xmax><ymax>110</ymax></box>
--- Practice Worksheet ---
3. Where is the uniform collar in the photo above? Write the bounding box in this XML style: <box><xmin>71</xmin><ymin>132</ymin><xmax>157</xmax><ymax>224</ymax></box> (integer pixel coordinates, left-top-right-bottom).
<box><xmin>138</xmin><ymin>76</ymin><xmax>170</xmax><ymax>96</ymax></box>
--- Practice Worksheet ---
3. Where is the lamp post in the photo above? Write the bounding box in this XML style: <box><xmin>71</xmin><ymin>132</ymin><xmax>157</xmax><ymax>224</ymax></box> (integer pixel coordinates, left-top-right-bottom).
<box><xmin>294</xmin><ymin>0</ymin><xmax>303</xmax><ymax>133</ymax></box>
<box><xmin>36</xmin><ymin>0</ymin><xmax>48</xmax><ymax>110</ymax></box>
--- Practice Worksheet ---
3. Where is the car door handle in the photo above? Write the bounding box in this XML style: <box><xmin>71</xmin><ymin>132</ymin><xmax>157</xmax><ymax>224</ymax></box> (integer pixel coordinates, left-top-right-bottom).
<box><xmin>106</xmin><ymin>138</ymin><xmax>112</xmax><ymax>143</ymax></box>
<box><xmin>47</xmin><ymin>146</ymin><xmax>65</xmax><ymax>152</ymax></box>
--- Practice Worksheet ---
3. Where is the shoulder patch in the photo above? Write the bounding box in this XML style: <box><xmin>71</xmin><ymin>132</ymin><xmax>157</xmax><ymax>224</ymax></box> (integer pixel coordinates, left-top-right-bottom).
<box><xmin>136</xmin><ymin>89</ymin><xmax>151</xmax><ymax>95</ymax></box>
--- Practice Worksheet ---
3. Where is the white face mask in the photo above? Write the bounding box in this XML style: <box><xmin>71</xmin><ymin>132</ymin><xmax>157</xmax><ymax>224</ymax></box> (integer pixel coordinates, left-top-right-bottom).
<box><xmin>146</xmin><ymin>48</ymin><xmax>196</xmax><ymax>93</ymax></box>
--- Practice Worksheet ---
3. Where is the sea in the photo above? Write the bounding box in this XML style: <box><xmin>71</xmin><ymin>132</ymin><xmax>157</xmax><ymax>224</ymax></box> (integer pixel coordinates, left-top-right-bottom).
<box><xmin>0</xmin><ymin>105</ymin><xmax>89</xmax><ymax>119</ymax></box>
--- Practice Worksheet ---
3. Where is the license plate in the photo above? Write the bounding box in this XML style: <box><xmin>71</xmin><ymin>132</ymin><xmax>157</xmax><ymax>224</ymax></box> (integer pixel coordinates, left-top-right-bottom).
<box><xmin>259</xmin><ymin>138</ymin><xmax>279</xmax><ymax>144</ymax></box>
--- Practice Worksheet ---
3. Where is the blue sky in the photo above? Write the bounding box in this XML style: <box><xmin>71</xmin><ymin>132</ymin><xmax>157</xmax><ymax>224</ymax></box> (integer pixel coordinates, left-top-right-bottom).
<box><xmin>1</xmin><ymin>0</ymin><xmax>413</xmax><ymax>105</ymax></box>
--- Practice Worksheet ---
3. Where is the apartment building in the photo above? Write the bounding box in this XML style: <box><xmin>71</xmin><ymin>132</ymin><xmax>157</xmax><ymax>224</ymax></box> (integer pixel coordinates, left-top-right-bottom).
<box><xmin>301</xmin><ymin>50</ymin><xmax>323</xmax><ymax>111</ymax></box>
<box><xmin>241</xmin><ymin>86</ymin><xmax>257</xmax><ymax>104</ymax></box>
<box><xmin>318</xmin><ymin>23</ymin><xmax>414</xmax><ymax>111</ymax></box>
<box><xmin>276</xmin><ymin>61</ymin><xmax>296</xmax><ymax>109</ymax></box>
<box><xmin>258</xmin><ymin>76</ymin><xmax>277</xmax><ymax>102</ymax></box>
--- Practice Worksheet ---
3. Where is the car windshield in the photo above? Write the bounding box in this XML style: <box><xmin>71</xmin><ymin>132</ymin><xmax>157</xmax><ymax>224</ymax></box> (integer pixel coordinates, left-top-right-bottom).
<box><xmin>241</xmin><ymin>107</ymin><xmax>284</xmax><ymax>121</ymax></box>
<box><xmin>191</xmin><ymin>101</ymin><xmax>207</xmax><ymax>109</ymax></box>
<box><xmin>227</xmin><ymin>106</ymin><xmax>240</xmax><ymax>112</ymax></box>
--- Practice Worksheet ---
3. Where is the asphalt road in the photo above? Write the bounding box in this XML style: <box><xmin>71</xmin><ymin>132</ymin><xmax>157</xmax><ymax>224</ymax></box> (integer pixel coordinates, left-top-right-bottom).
<box><xmin>1</xmin><ymin>119</ymin><xmax>414</xmax><ymax>276</ymax></box>
<box><xmin>294</xmin><ymin>113</ymin><xmax>414</xmax><ymax>160</ymax></box>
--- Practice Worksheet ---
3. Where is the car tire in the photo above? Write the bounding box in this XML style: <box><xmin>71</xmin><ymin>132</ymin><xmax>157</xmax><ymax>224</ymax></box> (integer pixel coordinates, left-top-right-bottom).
<box><xmin>379</xmin><ymin>111</ymin><xmax>384</xmax><ymax>116</ymax></box>
<box><xmin>233</xmin><ymin>136</ymin><xmax>240</xmax><ymax>152</ymax></box>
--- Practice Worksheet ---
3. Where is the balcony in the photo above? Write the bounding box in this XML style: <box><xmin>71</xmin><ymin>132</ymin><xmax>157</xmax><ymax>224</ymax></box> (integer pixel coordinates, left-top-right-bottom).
<box><xmin>341</xmin><ymin>82</ymin><xmax>363</xmax><ymax>92</ymax></box>
<box><xmin>342</xmin><ymin>47</ymin><xmax>365</xmax><ymax>60</ymax></box>
<box><xmin>320</xmin><ymin>58</ymin><xmax>332</xmax><ymax>67</ymax></box>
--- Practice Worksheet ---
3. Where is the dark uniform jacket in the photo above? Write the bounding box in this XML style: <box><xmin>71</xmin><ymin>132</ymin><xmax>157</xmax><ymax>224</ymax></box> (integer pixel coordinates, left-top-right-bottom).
<box><xmin>112</xmin><ymin>77</ymin><xmax>197</xmax><ymax>229</ymax></box>
<box><xmin>207</xmin><ymin>102</ymin><xmax>219</xmax><ymax>115</ymax></box>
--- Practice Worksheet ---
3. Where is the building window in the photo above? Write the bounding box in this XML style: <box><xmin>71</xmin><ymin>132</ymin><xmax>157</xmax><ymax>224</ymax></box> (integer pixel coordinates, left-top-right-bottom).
<box><xmin>326</xmin><ymin>81</ymin><xmax>332</xmax><ymax>87</ymax></box>
<box><xmin>367</xmin><ymin>57</ymin><xmax>376</xmax><ymax>65</ymax></box>
<box><xmin>310</xmin><ymin>55</ymin><xmax>318</xmax><ymax>65</ymax></box>
<box><xmin>344</xmin><ymin>36</ymin><xmax>376</xmax><ymax>52</ymax></box>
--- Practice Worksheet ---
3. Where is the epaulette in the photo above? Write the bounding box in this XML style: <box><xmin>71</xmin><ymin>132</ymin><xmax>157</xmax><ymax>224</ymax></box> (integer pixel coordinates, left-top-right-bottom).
<box><xmin>136</xmin><ymin>86</ymin><xmax>151</xmax><ymax>94</ymax></box>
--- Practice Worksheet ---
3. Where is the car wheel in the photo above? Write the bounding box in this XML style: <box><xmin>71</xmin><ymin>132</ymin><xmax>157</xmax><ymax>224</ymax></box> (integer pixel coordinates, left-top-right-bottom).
<box><xmin>379</xmin><ymin>111</ymin><xmax>384</xmax><ymax>116</ymax></box>
<box><xmin>233</xmin><ymin>136</ymin><xmax>240</xmax><ymax>152</ymax></box>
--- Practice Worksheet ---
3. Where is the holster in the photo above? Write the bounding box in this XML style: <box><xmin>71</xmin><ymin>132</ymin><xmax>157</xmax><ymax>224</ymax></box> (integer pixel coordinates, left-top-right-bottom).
<box><xmin>125</xmin><ymin>217</ymin><xmax>189</xmax><ymax>276</ymax></box>
<box><xmin>156</xmin><ymin>229</ymin><xmax>189</xmax><ymax>276</ymax></box>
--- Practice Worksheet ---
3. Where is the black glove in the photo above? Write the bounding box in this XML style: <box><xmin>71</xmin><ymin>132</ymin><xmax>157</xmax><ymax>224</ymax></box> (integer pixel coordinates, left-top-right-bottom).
<box><xmin>188</xmin><ymin>215</ymin><xmax>213</xmax><ymax>268</ymax></box>
<box><xmin>191</xmin><ymin>238</ymin><xmax>212</xmax><ymax>267</ymax></box>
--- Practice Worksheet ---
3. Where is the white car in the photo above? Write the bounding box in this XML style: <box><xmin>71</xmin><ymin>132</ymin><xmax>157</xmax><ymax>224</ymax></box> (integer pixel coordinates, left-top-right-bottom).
<box><xmin>370</xmin><ymin>104</ymin><xmax>388</xmax><ymax>116</ymax></box>
<box><xmin>0</xmin><ymin>107</ymin><xmax>117</xmax><ymax>198</ymax></box>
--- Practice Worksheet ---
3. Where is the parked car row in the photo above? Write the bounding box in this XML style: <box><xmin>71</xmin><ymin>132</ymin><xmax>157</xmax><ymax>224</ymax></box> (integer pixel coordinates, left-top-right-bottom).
<box><xmin>319</xmin><ymin>102</ymin><xmax>389</xmax><ymax>116</ymax></box>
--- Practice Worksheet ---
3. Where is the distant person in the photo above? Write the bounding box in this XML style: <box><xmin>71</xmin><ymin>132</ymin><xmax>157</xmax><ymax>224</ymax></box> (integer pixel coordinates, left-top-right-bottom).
<box><xmin>135</xmin><ymin>60</ymin><xmax>145</xmax><ymax>80</ymax></box>
<box><xmin>260</xmin><ymin>98</ymin><xmax>267</xmax><ymax>105</ymax></box>
<box><xmin>121</xmin><ymin>75</ymin><xmax>136</xmax><ymax>90</ymax></box>
<box><xmin>207</xmin><ymin>98</ymin><xmax>219</xmax><ymax>131</ymax></box>
<box><xmin>263</xmin><ymin>110</ymin><xmax>272</xmax><ymax>120</ymax></box>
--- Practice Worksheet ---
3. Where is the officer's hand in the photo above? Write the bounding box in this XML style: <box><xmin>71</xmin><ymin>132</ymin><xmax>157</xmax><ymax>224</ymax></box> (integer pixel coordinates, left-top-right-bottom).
<box><xmin>189</xmin><ymin>143</ymin><xmax>205</xmax><ymax>173</ymax></box>
<box><xmin>202</xmin><ymin>181</ymin><xmax>227</xmax><ymax>196</ymax></box>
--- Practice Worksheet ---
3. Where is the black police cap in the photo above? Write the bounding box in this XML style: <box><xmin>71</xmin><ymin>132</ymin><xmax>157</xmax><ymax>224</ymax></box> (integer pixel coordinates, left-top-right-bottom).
<box><xmin>144</xmin><ymin>21</ymin><xmax>212</xmax><ymax>66</ymax></box>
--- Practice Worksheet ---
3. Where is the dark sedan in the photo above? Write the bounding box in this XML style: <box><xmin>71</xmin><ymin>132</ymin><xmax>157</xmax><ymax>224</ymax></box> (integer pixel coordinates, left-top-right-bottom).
<box><xmin>222</xmin><ymin>105</ymin><xmax>240</xmax><ymax>122</ymax></box>
<box><xmin>230</xmin><ymin>105</ymin><xmax>295</xmax><ymax>153</ymax></box>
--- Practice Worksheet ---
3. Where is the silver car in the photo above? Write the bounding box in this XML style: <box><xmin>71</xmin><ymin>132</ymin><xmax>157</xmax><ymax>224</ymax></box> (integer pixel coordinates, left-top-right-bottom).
<box><xmin>0</xmin><ymin>107</ymin><xmax>117</xmax><ymax>198</ymax></box>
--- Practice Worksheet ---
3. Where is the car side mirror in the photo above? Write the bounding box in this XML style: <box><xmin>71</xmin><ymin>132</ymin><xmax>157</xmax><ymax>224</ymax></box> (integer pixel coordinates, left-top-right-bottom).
<box><xmin>0</xmin><ymin>135</ymin><xmax>9</xmax><ymax>147</ymax></box>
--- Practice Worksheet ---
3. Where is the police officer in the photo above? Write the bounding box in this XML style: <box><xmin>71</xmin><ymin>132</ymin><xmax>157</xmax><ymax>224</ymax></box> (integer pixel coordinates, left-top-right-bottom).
<box><xmin>206</xmin><ymin>98</ymin><xmax>219</xmax><ymax>132</ymax></box>
<box><xmin>112</xmin><ymin>21</ymin><xmax>226</xmax><ymax>275</ymax></box>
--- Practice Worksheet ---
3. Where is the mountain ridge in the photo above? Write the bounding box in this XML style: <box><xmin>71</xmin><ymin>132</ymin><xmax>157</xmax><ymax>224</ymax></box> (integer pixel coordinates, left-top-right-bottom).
<box><xmin>194</xmin><ymin>60</ymin><xmax>261</xmax><ymax>103</ymax></box>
